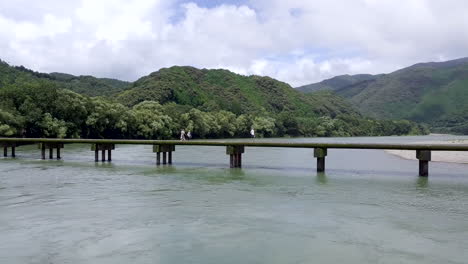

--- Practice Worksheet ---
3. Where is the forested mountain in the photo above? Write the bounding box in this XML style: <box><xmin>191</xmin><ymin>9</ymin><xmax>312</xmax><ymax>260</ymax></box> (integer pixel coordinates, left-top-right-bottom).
<box><xmin>298</xmin><ymin>57</ymin><xmax>468</xmax><ymax>134</ymax></box>
<box><xmin>49</xmin><ymin>72</ymin><xmax>130</xmax><ymax>97</ymax></box>
<box><xmin>0</xmin><ymin>61</ymin><xmax>129</xmax><ymax>97</ymax></box>
<box><xmin>117</xmin><ymin>66</ymin><xmax>356</xmax><ymax>116</ymax></box>
<box><xmin>0</xmin><ymin>59</ymin><xmax>427</xmax><ymax>139</ymax></box>
<box><xmin>296</xmin><ymin>74</ymin><xmax>378</xmax><ymax>93</ymax></box>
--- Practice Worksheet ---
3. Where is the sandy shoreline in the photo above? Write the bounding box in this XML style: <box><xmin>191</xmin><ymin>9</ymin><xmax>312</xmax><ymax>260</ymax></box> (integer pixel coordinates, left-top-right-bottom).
<box><xmin>385</xmin><ymin>140</ymin><xmax>468</xmax><ymax>164</ymax></box>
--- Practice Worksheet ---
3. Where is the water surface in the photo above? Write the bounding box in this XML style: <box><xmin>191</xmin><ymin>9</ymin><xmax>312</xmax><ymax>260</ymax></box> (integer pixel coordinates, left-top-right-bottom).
<box><xmin>1</xmin><ymin>135</ymin><xmax>468</xmax><ymax>263</ymax></box>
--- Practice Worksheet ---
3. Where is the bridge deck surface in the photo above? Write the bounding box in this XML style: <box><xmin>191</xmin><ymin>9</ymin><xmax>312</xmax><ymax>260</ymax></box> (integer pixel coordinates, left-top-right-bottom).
<box><xmin>2</xmin><ymin>138</ymin><xmax>468</xmax><ymax>151</ymax></box>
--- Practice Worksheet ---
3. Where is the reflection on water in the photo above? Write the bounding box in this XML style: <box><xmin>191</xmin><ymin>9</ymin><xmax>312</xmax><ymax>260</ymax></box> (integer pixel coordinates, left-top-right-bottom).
<box><xmin>316</xmin><ymin>172</ymin><xmax>328</xmax><ymax>185</ymax></box>
<box><xmin>416</xmin><ymin>177</ymin><xmax>429</xmax><ymax>188</ymax></box>
<box><xmin>1</xmin><ymin>135</ymin><xmax>468</xmax><ymax>264</ymax></box>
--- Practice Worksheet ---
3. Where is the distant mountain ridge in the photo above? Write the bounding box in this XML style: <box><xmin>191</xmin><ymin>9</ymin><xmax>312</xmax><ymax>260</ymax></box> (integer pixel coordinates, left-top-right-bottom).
<box><xmin>49</xmin><ymin>72</ymin><xmax>131</xmax><ymax>97</ymax></box>
<box><xmin>296</xmin><ymin>74</ymin><xmax>379</xmax><ymax>93</ymax></box>
<box><xmin>297</xmin><ymin>57</ymin><xmax>468</xmax><ymax>134</ymax></box>
<box><xmin>0</xmin><ymin>61</ymin><xmax>130</xmax><ymax>97</ymax></box>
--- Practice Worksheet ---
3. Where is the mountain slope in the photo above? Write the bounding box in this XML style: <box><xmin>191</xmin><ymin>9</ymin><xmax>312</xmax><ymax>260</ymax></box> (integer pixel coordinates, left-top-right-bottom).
<box><xmin>0</xmin><ymin>60</ymin><xmax>129</xmax><ymax>97</ymax></box>
<box><xmin>349</xmin><ymin>58</ymin><xmax>468</xmax><ymax>120</ymax></box>
<box><xmin>296</xmin><ymin>74</ymin><xmax>378</xmax><ymax>93</ymax></box>
<box><xmin>117</xmin><ymin>66</ymin><xmax>356</xmax><ymax>117</ymax></box>
<box><xmin>298</xmin><ymin>57</ymin><xmax>468</xmax><ymax>133</ymax></box>
<box><xmin>49</xmin><ymin>72</ymin><xmax>130</xmax><ymax>97</ymax></box>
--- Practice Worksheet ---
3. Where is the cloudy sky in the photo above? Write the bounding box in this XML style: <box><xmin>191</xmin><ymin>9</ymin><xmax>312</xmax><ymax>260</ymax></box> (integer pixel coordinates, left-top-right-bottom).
<box><xmin>1</xmin><ymin>0</ymin><xmax>467</xmax><ymax>86</ymax></box>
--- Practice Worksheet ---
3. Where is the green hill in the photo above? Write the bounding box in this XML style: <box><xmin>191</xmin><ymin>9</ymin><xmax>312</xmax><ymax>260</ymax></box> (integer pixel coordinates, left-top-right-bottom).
<box><xmin>298</xmin><ymin>57</ymin><xmax>468</xmax><ymax>134</ymax></box>
<box><xmin>0</xmin><ymin>60</ymin><xmax>426</xmax><ymax>138</ymax></box>
<box><xmin>0</xmin><ymin>60</ymin><xmax>130</xmax><ymax>97</ymax></box>
<box><xmin>49</xmin><ymin>72</ymin><xmax>131</xmax><ymax>97</ymax></box>
<box><xmin>117</xmin><ymin>66</ymin><xmax>356</xmax><ymax>117</ymax></box>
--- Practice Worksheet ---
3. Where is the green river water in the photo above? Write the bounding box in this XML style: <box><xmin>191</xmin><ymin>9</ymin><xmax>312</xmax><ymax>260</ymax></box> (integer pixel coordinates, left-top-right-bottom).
<box><xmin>1</xmin><ymin>135</ymin><xmax>468</xmax><ymax>263</ymax></box>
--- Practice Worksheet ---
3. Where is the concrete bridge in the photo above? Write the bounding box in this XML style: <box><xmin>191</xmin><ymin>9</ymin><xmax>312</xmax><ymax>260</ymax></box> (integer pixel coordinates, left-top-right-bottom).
<box><xmin>2</xmin><ymin>138</ymin><xmax>468</xmax><ymax>177</ymax></box>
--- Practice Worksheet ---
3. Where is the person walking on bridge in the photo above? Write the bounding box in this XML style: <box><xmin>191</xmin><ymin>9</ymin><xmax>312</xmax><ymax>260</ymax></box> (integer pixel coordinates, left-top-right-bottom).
<box><xmin>180</xmin><ymin>129</ymin><xmax>186</xmax><ymax>141</ymax></box>
<box><xmin>250</xmin><ymin>128</ymin><xmax>255</xmax><ymax>138</ymax></box>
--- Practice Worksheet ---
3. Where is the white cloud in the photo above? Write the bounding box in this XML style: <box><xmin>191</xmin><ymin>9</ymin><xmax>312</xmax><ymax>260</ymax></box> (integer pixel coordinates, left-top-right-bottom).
<box><xmin>245</xmin><ymin>56</ymin><xmax>393</xmax><ymax>86</ymax></box>
<box><xmin>0</xmin><ymin>0</ymin><xmax>467</xmax><ymax>87</ymax></box>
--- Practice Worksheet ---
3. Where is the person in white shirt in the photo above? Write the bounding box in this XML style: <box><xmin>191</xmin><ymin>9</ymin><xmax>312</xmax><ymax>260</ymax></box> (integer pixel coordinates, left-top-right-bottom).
<box><xmin>250</xmin><ymin>128</ymin><xmax>255</xmax><ymax>138</ymax></box>
<box><xmin>180</xmin><ymin>129</ymin><xmax>186</xmax><ymax>141</ymax></box>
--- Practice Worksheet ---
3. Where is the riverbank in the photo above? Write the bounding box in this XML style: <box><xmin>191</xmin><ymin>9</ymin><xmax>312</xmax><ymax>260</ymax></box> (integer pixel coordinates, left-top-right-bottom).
<box><xmin>385</xmin><ymin>139</ymin><xmax>468</xmax><ymax>164</ymax></box>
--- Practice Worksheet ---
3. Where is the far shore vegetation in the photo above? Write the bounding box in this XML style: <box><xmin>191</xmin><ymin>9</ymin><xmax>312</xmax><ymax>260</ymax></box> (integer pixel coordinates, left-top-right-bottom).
<box><xmin>0</xmin><ymin>60</ymin><xmax>428</xmax><ymax>139</ymax></box>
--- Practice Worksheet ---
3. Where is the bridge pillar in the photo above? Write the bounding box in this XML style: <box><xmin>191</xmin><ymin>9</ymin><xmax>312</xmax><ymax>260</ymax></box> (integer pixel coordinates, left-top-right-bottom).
<box><xmin>41</xmin><ymin>144</ymin><xmax>46</xmax><ymax>160</ymax></box>
<box><xmin>1</xmin><ymin>142</ymin><xmax>16</xmax><ymax>158</ymax></box>
<box><xmin>91</xmin><ymin>143</ymin><xmax>115</xmax><ymax>162</ymax></box>
<box><xmin>416</xmin><ymin>150</ymin><xmax>431</xmax><ymax>177</ymax></box>
<box><xmin>153</xmin><ymin>144</ymin><xmax>175</xmax><ymax>166</ymax></box>
<box><xmin>38</xmin><ymin>143</ymin><xmax>64</xmax><ymax>160</ymax></box>
<box><xmin>227</xmin><ymin>146</ymin><xmax>244</xmax><ymax>168</ymax></box>
<box><xmin>314</xmin><ymin>148</ymin><xmax>327</xmax><ymax>172</ymax></box>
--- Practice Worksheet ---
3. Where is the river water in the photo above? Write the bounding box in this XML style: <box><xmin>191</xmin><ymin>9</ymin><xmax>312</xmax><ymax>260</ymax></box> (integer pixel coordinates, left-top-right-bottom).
<box><xmin>1</xmin><ymin>135</ymin><xmax>468</xmax><ymax>264</ymax></box>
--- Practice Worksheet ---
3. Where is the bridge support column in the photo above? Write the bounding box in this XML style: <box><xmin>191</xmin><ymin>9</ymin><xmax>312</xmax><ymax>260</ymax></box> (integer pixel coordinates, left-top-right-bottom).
<box><xmin>91</xmin><ymin>143</ymin><xmax>115</xmax><ymax>162</ymax></box>
<box><xmin>153</xmin><ymin>145</ymin><xmax>175</xmax><ymax>166</ymax></box>
<box><xmin>227</xmin><ymin>146</ymin><xmax>244</xmax><ymax>168</ymax></box>
<box><xmin>1</xmin><ymin>143</ymin><xmax>17</xmax><ymax>158</ymax></box>
<box><xmin>38</xmin><ymin>143</ymin><xmax>64</xmax><ymax>160</ymax></box>
<box><xmin>314</xmin><ymin>148</ymin><xmax>327</xmax><ymax>172</ymax></box>
<box><xmin>41</xmin><ymin>144</ymin><xmax>46</xmax><ymax>160</ymax></box>
<box><xmin>416</xmin><ymin>150</ymin><xmax>431</xmax><ymax>177</ymax></box>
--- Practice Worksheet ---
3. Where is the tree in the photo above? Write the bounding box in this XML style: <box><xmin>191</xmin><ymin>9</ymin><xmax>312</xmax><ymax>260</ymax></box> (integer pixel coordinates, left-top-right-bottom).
<box><xmin>0</xmin><ymin>109</ymin><xmax>23</xmax><ymax>137</ymax></box>
<box><xmin>214</xmin><ymin>110</ymin><xmax>237</xmax><ymax>137</ymax></box>
<box><xmin>85</xmin><ymin>98</ymin><xmax>129</xmax><ymax>138</ymax></box>
<box><xmin>252</xmin><ymin>116</ymin><xmax>276</xmax><ymax>137</ymax></box>
<box><xmin>180</xmin><ymin>108</ymin><xmax>216</xmax><ymax>138</ymax></box>
<box><xmin>235</xmin><ymin>114</ymin><xmax>253</xmax><ymax>137</ymax></box>
<box><xmin>131</xmin><ymin>101</ymin><xmax>175</xmax><ymax>139</ymax></box>
<box><xmin>39</xmin><ymin>113</ymin><xmax>67</xmax><ymax>138</ymax></box>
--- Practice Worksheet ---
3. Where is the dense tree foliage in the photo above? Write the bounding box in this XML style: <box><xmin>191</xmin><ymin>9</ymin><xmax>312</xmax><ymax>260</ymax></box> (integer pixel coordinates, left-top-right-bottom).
<box><xmin>297</xmin><ymin>74</ymin><xmax>378</xmax><ymax>93</ymax></box>
<box><xmin>0</xmin><ymin>60</ymin><xmax>428</xmax><ymax>139</ymax></box>
<box><xmin>0</xmin><ymin>59</ymin><xmax>129</xmax><ymax>97</ymax></box>
<box><xmin>0</xmin><ymin>80</ymin><xmax>428</xmax><ymax>138</ymax></box>
<box><xmin>116</xmin><ymin>66</ymin><xmax>358</xmax><ymax>117</ymax></box>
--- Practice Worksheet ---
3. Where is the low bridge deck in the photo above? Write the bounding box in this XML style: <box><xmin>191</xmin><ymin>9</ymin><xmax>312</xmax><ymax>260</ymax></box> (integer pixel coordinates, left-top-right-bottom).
<box><xmin>2</xmin><ymin>138</ymin><xmax>468</xmax><ymax>150</ymax></box>
<box><xmin>2</xmin><ymin>138</ymin><xmax>468</xmax><ymax>176</ymax></box>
